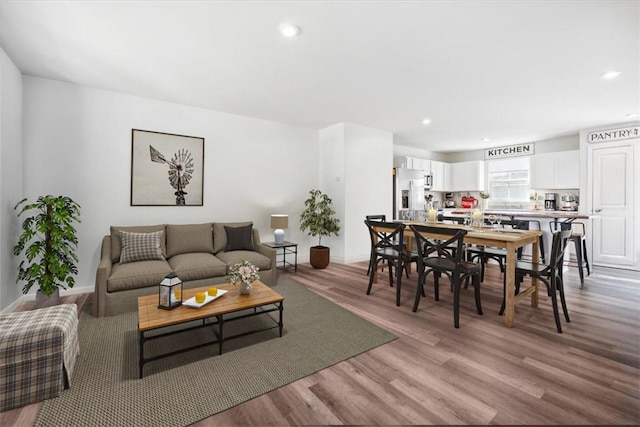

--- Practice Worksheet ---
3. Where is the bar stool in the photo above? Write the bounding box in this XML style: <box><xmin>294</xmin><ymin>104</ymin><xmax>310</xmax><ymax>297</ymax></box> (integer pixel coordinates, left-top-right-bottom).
<box><xmin>550</xmin><ymin>220</ymin><xmax>590</xmax><ymax>288</ymax></box>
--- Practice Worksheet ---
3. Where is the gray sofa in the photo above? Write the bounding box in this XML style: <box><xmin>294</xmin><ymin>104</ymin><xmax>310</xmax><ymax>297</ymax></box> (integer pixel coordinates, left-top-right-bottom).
<box><xmin>94</xmin><ymin>222</ymin><xmax>276</xmax><ymax>317</ymax></box>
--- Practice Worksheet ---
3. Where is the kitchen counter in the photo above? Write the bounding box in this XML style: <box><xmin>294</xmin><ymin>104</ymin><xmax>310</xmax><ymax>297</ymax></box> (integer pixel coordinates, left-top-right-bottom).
<box><xmin>451</xmin><ymin>209</ymin><xmax>589</xmax><ymax>220</ymax></box>
<box><xmin>449</xmin><ymin>209</ymin><xmax>589</xmax><ymax>263</ymax></box>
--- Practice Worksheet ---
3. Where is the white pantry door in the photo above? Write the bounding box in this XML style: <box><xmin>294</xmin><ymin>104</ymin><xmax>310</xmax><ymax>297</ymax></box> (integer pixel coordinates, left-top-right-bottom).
<box><xmin>591</xmin><ymin>144</ymin><xmax>635</xmax><ymax>268</ymax></box>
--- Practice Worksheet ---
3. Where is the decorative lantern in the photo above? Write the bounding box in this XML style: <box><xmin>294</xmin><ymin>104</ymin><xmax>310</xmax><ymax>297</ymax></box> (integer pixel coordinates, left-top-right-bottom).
<box><xmin>158</xmin><ymin>273</ymin><xmax>183</xmax><ymax>310</ymax></box>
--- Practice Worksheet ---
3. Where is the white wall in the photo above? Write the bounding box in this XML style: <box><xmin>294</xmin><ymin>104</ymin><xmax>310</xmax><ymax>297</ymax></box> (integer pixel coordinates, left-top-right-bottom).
<box><xmin>319</xmin><ymin>122</ymin><xmax>393</xmax><ymax>264</ymax></box>
<box><xmin>0</xmin><ymin>48</ymin><xmax>24</xmax><ymax>312</ymax></box>
<box><xmin>393</xmin><ymin>143</ymin><xmax>447</xmax><ymax>165</ymax></box>
<box><xmin>318</xmin><ymin>123</ymin><xmax>345</xmax><ymax>256</ymax></box>
<box><xmin>344</xmin><ymin>123</ymin><xmax>393</xmax><ymax>262</ymax></box>
<box><xmin>21</xmin><ymin>76</ymin><xmax>319</xmax><ymax>296</ymax></box>
<box><xmin>444</xmin><ymin>134</ymin><xmax>579</xmax><ymax>162</ymax></box>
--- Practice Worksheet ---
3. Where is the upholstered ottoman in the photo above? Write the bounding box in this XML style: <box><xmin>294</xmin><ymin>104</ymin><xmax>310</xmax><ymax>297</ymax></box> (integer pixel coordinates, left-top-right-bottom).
<box><xmin>0</xmin><ymin>304</ymin><xmax>79</xmax><ymax>412</ymax></box>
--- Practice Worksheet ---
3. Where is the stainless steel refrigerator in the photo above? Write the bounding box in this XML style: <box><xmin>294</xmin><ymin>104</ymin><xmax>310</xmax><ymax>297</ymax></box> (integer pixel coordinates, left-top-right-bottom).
<box><xmin>393</xmin><ymin>168</ymin><xmax>425</xmax><ymax>220</ymax></box>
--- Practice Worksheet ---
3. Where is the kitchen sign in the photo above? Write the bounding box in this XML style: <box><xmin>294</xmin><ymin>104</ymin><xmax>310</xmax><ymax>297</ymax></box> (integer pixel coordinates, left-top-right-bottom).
<box><xmin>484</xmin><ymin>143</ymin><xmax>534</xmax><ymax>160</ymax></box>
<box><xmin>587</xmin><ymin>126</ymin><xmax>639</xmax><ymax>143</ymax></box>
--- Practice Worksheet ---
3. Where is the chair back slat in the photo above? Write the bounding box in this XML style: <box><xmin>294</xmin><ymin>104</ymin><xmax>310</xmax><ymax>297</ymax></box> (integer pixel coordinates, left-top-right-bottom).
<box><xmin>364</xmin><ymin>220</ymin><xmax>406</xmax><ymax>257</ymax></box>
<box><xmin>549</xmin><ymin>229</ymin><xmax>573</xmax><ymax>269</ymax></box>
<box><xmin>410</xmin><ymin>224</ymin><xmax>467</xmax><ymax>270</ymax></box>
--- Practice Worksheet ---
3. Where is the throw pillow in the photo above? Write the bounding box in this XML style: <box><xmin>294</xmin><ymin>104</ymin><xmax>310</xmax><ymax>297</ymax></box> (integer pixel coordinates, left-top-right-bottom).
<box><xmin>224</xmin><ymin>224</ymin><xmax>255</xmax><ymax>251</ymax></box>
<box><xmin>166</xmin><ymin>223</ymin><xmax>214</xmax><ymax>257</ymax></box>
<box><xmin>119</xmin><ymin>230</ymin><xmax>165</xmax><ymax>264</ymax></box>
<box><xmin>212</xmin><ymin>221</ymin><xmax>253</xmax><ymax>253</ymax></box>
<box><xmin>110</xmin><ymin>224</ymin><xmax>166</xmax><ymax>263</ymax></box>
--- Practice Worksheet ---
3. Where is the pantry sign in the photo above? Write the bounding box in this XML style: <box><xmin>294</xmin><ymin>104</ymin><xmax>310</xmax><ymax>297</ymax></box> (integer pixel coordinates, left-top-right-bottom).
<box><xmin>484</xmin><ymin>143</ymin><xmax>534</xmax><ymax>160</ymax></box>
<box><xmin>588</xmin><ymin>126</ymin><xmax>639</xmax><ymax>143</ymax></box>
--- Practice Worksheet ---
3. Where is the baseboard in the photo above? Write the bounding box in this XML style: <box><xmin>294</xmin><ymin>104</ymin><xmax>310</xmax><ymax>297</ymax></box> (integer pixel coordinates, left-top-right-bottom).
<box><xmin>1</xmin><ymin>285</ymin><xmax>94</xmax><ymax>314</ymax></box>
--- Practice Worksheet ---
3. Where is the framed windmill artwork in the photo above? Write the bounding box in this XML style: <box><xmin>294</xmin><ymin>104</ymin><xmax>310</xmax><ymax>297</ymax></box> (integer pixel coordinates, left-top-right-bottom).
<box><xmin>130</xmin><ymin>129</ymin><xmax>204</xmax><ymax>206</ymax></box>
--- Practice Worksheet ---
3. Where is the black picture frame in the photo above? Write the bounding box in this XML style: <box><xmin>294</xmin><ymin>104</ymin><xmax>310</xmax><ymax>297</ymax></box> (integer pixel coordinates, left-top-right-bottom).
<box><xmin>131</xmin><ymin>129</ymin><xmax>204</xmax><ymax>206</ymax></box>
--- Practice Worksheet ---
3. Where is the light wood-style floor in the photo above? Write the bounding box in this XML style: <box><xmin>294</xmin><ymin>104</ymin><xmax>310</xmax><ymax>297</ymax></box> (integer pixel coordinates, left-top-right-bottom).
<box><xmin>2</xmin><ymin>262</ymin><xmax>638</xmax><ymax>426</ymax></box>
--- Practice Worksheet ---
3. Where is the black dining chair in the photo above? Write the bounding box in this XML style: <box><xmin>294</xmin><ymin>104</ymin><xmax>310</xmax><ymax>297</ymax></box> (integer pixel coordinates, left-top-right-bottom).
<box><xmin>500</xmin><ymin>228</ymin><xmax>573</xmax><ymax>333</ymax></box>
<box><xmin>466</xmin><ymin>219</ymin><xmax>527</xmax><ymax>282</ymax></box>
<box><xmin>409</xmin><ymin>224</ymin><xmax>483</xmax><ymax>328</ymax></box>
<box><xmin>365</xmin><ymin>214</ymin><xmax>387</xmax><ymax>276</ymax></box>
<box><xmin>365</xmin><ymin>220</ymin><xmax>418</xmax><ymax>306</ymax></box>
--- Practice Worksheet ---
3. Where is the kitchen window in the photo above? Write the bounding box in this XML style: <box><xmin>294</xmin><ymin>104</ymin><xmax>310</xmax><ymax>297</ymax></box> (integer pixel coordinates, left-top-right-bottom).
<box><xmin>486</xmin><ymin>157</ymin><xmax>530</xmax><ymax>209</ymax></box>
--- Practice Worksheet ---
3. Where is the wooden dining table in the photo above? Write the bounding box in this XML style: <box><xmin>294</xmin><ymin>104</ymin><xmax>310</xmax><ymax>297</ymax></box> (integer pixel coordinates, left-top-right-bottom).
<box><xmin>371</xmin><ymin>221</ymin><xmax>543</xmax><ymax>328</ymax></box>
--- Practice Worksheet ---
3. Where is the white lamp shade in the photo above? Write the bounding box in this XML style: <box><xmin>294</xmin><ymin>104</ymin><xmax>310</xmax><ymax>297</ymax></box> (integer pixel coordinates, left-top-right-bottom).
<box><xmin>270</xmin><ymin>214</ymin><xmax>288</xmax><ymax>229</ymax></box>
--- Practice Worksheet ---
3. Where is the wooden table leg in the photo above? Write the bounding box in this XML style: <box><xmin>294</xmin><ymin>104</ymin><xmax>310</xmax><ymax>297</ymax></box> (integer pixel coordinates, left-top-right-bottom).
<box><xmin>505</xmin><ymin>242</ymin><xmax>516</xmax><ymax>327</ymax></box>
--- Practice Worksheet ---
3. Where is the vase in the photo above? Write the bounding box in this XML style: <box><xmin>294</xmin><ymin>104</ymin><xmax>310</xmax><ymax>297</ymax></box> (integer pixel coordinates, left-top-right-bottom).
<box><xmin>239</xmin><ymin>281</ymin><xmax>252</xmax><ymax>295</ymax></box>
<box><xmin>35</xmin><ymin>288</ymin><xmax>60</xmax><ymax>309</ymax></box>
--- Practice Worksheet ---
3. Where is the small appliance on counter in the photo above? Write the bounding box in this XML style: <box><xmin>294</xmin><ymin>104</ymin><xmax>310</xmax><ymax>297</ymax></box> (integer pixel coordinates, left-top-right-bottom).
<box><xmin>461</xmin><ymin>195</ymin><xmax>478</xmax><ymax>209</ymax></box>
<box><xmin>444</xmin><ymin>192</ymin><xmax>456</xmax><ymax>208</ymax></box>
<box><xmin>561</xmin><ymin>193</ymin><xmax>579</xmax><ymax>211</ymax></box>
<box><xmin>544</xmin><ymin>193</ymin><xmax>558</xmax><ymax>211</ymax></box>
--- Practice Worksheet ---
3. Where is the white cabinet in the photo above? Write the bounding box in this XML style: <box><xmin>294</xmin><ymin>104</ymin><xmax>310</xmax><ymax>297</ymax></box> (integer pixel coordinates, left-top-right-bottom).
<box><xmin>530</xmin><ymin>150</ymin><xmax>579</xmax><ymax>189</ymax></box>
<box><xmin>430</xmin><ymin>160</ymin><xmax>446</xmax><ymax>191</ymax></box>
<box><xmin>449</xmin><ymin>160</ymin><xmax>485</xmax><ymax>192</ymax></box>
<box><xmin>555</xmin><ymin>150</ymin><xmax>579</xmax><ymax>189</ymax></box>
<box><xmin>398</xmin><ymin>157</ymin><xmax>450</xmax><ymax>191</ymax></box>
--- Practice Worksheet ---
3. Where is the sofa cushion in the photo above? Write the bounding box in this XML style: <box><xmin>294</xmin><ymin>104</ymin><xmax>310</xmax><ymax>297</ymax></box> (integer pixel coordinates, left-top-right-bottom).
<box><xmin>107</xmin><ymin>260</ymin><xmax>172</xmax><ymax>292</ymax></box>
<box><xmin>213</xmin><ymin>222</ymin><xmax>253</xmax><ymax>254</ymax></box>
<box><xmin>166</xmin><ymin>223</ymin><xmax>214</xmax><ymax>257</ymax></box>
<box><xmin>119</xmin><ymin>230</ymin><xmax>165</xmax><ymax>264</ymax></box>
<box><xmin>168</xmin><ymin>253</ymin><xmax>228</xmax><ymax>282</ymax></box>
<box><xmin>111</xmin><ymin>225</ymin><xmax>166</xmax><ymax>263</ymax></box>
<box><xmin>215</xmin><ymin>250</ymin><xmax>272</xmax><ymax>273</ymax></box>
<box><xmin>225</xmin><ymin>224</ymin><xmax>255</xmax><ymax>251</ymax></box>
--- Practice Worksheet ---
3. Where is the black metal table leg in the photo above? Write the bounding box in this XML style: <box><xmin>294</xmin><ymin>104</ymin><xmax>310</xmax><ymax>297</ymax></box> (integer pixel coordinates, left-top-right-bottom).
<box><xmin>139</xmin><ymin>329</ymin><xmax>145</xmax><ymax>379</ymax></box>
<box><xmin>217</xmin><ymin>314</ymin><xmax>224</xmax><ymax>355</ymax></box>
<box><xmin>278</xmin><ymin>301</ymin><xmax>284</xmax><ymax>336</ymax></box>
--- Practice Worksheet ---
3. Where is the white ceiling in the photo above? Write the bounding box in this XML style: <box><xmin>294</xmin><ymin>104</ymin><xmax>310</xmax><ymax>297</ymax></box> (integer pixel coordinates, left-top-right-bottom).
<box><xmin>1</xmin><ymin>0</ymin><xmax>638</xmax><ymax>153</ymax></box>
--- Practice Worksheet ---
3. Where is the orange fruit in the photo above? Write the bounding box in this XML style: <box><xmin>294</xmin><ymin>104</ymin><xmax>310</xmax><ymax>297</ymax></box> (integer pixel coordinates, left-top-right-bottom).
<box><xmin>195</xmin><ymin>292</ymin><xmax>206</xmax><ymax>303</ymax></box>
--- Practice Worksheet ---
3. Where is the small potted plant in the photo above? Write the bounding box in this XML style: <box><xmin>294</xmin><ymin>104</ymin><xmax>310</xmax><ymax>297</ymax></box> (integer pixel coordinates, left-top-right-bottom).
<box><xmin>299</xmin><ymin>189</ymin><xmax>340</xmax><ymax>269</ymax></box>
<box><xmin>227</xmin><ymin>260</ymin><xmax>260</xmax><ymax>295</ymax></box>
<box><xmin>479</xmin><ymin>191</ymin><xmax>490</xmax><ymax>210</ymax></box>
<box><xmin>13</xmin><ymin>195</ymin><xmax>81</xmax><ymax>308</ymax></box>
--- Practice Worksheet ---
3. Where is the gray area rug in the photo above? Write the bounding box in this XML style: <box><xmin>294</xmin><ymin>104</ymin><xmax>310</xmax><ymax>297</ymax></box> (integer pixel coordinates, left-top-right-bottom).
<box><xmin>35</xmin><ymin>277</ymin><xmax>396</xmax><ymax>426</ymax></box>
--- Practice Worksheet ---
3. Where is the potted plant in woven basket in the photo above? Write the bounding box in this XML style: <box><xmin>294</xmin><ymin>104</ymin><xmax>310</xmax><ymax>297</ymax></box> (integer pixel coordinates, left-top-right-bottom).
<box><xmin>299</xmin><ymin>189</ymin><xmax>340</xmax><ymax>269</ymax></box>
<box><xmin>13</xmin><ymin>195</ymin><xmax>81</xmax><ymax>308</ymax></box>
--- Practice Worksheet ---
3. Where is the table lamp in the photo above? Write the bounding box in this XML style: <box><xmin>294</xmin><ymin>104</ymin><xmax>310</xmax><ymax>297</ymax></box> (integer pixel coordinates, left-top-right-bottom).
<box><xmin>271</xmin><ymin>214</ymin><xmax>288</xmax><ymax>244</ymax></box>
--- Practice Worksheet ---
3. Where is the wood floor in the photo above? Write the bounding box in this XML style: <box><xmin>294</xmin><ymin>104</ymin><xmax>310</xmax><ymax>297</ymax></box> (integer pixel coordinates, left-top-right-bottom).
<box><xmin>2</xmin><ymin>262</ymin><xmax>639</xmax><ymax>425</ymax></box>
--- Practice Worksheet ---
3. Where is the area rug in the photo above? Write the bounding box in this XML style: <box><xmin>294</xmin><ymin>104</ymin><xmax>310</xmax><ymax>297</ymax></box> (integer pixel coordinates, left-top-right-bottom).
<box><xmin>35</xmin><ymin>277</ymin><xmax>396</xmax><ymax>426</ymax></box>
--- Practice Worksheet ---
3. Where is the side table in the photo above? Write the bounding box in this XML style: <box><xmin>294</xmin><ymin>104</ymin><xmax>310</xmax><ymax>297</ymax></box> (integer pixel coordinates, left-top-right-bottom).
<box><xmin>264</xmin><ymin>241</ymin><xmax>298</xmax><ymax>272</ymax></box>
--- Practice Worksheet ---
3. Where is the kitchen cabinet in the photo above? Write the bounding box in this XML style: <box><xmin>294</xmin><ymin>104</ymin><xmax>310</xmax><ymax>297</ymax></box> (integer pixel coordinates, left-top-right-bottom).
<box><xmin>430</xmin><ymin>160</ymin><xmax>446</xmax><ymax>191</ymax></box>
<box><xmin>400</xmin><ymin>156</ymin><xmax>427</xmax><ymax>171</ymax></box>
<box><xmin>530</xmin><ymin>150</ymin><xmax>579</xmax><ymax>189</ymax></box>
<box><xmin>449</xmin><ymin>160</ymin><xmax>485</xmax><ymax>192</ymax></box>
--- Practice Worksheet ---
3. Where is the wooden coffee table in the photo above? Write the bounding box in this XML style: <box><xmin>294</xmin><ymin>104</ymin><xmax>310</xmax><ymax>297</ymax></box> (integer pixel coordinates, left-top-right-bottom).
<box><xmin>137</xmin><ymin>280</ymin><xmax>284</xmax><ymax>378</ymax></box>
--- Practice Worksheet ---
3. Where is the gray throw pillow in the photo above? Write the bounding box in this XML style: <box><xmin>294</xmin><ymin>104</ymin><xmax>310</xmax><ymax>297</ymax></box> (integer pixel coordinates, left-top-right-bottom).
<box><xmin>224</xmin><ymin>224</ymin><xmax>255</xmax><ymax>251</ymax></box>
<box><xmin>119</xmin><ymin>230</ymin><xmax>165</xmax><ymax>264</ymax></box>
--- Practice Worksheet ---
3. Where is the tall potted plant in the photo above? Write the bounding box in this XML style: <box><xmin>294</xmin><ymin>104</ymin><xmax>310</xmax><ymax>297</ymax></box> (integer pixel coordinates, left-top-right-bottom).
<box><xmin>13</xmin><ymin>195</ymin><xmax>81</xmax><ymax>308</ymax></box>
<box><xmin>299</xmin><ymin>189</ymin><xmax>340</xmax><ymax>269</ymax></box>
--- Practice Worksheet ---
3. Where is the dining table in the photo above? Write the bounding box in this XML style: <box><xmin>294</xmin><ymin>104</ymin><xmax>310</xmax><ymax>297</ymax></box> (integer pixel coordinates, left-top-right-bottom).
<box><xmin>371</xmin><ymin>221</ymin><xmax>543</xmax><ymax>328</ymax></box>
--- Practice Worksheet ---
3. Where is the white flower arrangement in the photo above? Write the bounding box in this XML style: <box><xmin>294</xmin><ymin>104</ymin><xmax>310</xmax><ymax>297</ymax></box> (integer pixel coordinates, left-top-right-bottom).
<box><xmin>227</xmin><ymin>260</ymin><xmax>260</xmax><ymax>289</ymax></box>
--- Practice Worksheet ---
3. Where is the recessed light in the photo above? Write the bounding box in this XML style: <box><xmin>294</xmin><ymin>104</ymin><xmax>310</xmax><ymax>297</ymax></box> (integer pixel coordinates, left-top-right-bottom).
<box><xmin>279</xmin><ymin>23</ymin><xmax>300</xmax><ymax>37</ymax></box>
<box><xmin>422</xmin><ymin>119</ymin><xmax>431</xmax><ymax>125</ymax></box>
<box><xmin>601</xmin><ymin>70</ymin><xmax>621</xmax><ymax>79</ymax></box>
<box><xmin>626</xmin><ymin>112</ymin><xmax>639</xmax><ymax>118</ymax></box>
<box><xmin>481</xmin><ymin>138</ymin><xmax>490</xmax><ymax>142</ymax></box>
